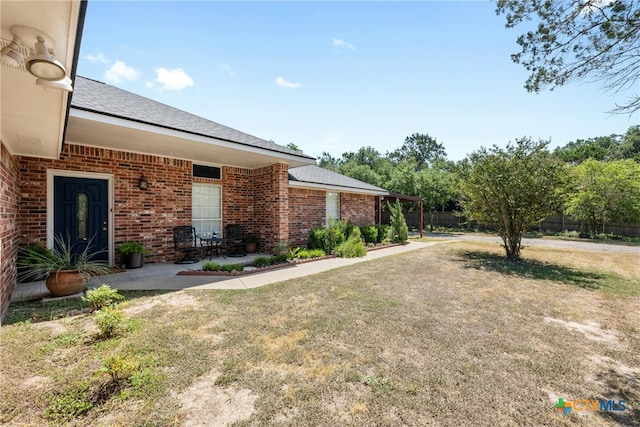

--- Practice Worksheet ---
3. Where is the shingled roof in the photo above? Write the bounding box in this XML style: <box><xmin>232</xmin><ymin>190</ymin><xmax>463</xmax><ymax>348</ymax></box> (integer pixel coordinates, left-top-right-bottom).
<box><xmin>70</xmin><ymin>76</ymin><xmax>314</xmax><ymax>161</ymax></box>
<box><xmin>289</xmin><ymin>165</ymin><xmax>388</xmax><ymax>195</ymax></box>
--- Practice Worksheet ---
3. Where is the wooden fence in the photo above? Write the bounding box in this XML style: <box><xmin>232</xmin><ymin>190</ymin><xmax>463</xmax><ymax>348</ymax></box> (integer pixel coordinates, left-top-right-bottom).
<box><xmin>382</xmin><ymin>211</ymin><xmax>640</xmax><ymax>237</ymax></box>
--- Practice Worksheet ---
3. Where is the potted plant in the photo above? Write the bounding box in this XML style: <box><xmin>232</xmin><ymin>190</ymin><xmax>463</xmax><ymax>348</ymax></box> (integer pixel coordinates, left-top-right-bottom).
<box><xmin>18</xmin><ymin>235</ymin><xmax>112</xmax><ymax>297</ymax></box>
<box><xmin>244</xmin><ymin>234</ymin><xmax>259</xmax><ymax>254</ymax></box>
<box><xmin>17</xmin><ymin>244</ymin><xmax>55</xmax><ymax>283</ymax></box>
<box><xmin>118</xmin><ymin>241</ymin><xmax>151</xmax><ymax>269</ymax></box>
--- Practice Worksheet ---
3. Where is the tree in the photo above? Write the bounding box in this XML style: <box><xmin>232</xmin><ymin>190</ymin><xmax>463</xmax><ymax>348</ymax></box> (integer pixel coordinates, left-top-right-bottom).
<box><xmin>317</xmin><ymin>152</ymin><xmax>341</xmax><ymax>171</ymax></box>
<box><xmin>496</xmin><ymin>0</ymin><xmax>640</xmax><ymax>114</ymax></box>
<box><xmin>387</xmin><ymin>200</ymin><xmax>409</xmax><ymax>244</ymax></box>
<box><xmin>457</xmin><ymin>138</ymin><xmax>566</xmax><ymax>260</ymax></box>
<box><xmin>286</xmin><ymin>143</ymin><xmax>303</xmax><ymax>153</ymax></box>
<box><xmin>564</xmin><ymin>159</ymin><xmax>640</xmax><ymax>236</ymax></box>
<box><xmin>554</xmin><ymin>125</ymin><xmax>640</xmax><ymax>163</ymax></box>
<box><xmin>389</xmin><ymin>133</ymin><xmax>446</xmax><ymax>170</ymax></box>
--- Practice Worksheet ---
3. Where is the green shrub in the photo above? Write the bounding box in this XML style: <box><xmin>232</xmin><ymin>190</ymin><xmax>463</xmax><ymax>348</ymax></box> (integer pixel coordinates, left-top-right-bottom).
<box><xmin>252</xmin><ymin>257</ymin><xmax>271</xmax><ymax>268</ymax></box>
<box><xmin>272</xmin><ymin>254</ymin><xmax>289</xmax><ymax>264</ymax></box>
<box><xmin>288</xmin><ymin>247</ymin><xmax>301</xmax><ymax>260</ymax></box>
<box><xmin>220</xmin><ymin>263</ymin><xmax>244</xmax><ymax>272</ymax></box>
<box><xmin>83</xmin><ymin>284</ymin><xmax>125</xmax><ymax>311</ymax></box>
<box><xmin>202</xmin><ymin>261</ymin><xmax>221</xmax><ymax>271</ymax></box>
<box><xmin>307</xmin><ymin>228</ymin><xmax>326</xmax><ymax>250</ymax></box>
<box><xmin>297</xmin><ymin>249</ymin><xmax>326</xmax><ymax>259</ymax></box>
<box><xmin>324</xmin><ymin>219</ymin><xmax>345</xmax><ymax>254</ymax></box>
<box><xmin>375</xmin><ymin>224</ymin><xmax>390</xmax><ymax>244</ymax></box>
<box><xmin>348</xmin><ymin>225</ymin><xmax>361</xmax><ymax>240</ymax></box>
<box><xmin>99</xmin><ymin>354</ymin><xmax>139</xmax><ymax>383</ymax></box>
<box><xmin>45</xmin><ymin>388</ymin><xmax>93</xmax><ymax>421</ymax></box>
<box><xmin>343</xmin><ymin>221</ymin><xmax>355</xmax><ymax>239</ymax></box>
<box><xmin>360</xmin><ymin>226</ymin><xmax>378</xmax><ymax>244</ymax></box>
<box><xmin>335</xmin><ymin>236</ymin><xmax>366</xmax><ymax>258</ymax></box>
<box><xmin>95</xmin><ymin>306</ymin><xmax>125</xmax><ymax>338</ymax></box>
<box><xmin>388</xmin><ymin>200</ymin><xmax>408</xmax><ymax>243</ymax></box>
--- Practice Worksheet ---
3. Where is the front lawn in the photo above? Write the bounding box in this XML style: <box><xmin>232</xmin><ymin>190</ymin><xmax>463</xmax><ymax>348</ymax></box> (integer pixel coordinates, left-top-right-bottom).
<box><xmin>1</xmin><ymin>242</ymin><xmax>638</xmax><ymax>426</ymax></box>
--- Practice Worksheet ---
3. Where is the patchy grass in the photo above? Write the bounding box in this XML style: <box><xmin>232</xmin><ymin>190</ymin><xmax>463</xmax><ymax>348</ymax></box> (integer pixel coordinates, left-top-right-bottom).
<box><xmin>1</xmin><ymin>242</ymin><xmax>639</xmax><ymax>426</ymax></box>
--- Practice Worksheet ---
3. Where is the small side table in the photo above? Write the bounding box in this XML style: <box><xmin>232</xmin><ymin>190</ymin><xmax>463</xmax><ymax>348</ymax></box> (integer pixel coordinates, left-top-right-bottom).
<box><xmin>198</xmin><ymin>234</ymin><xmax>223</xmax><ymax>260</ymax></box>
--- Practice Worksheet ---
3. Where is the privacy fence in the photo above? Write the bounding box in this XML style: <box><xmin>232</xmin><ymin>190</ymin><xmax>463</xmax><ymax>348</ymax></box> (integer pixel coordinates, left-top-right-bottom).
<box><xmin>382</xmin><ymin>211</ymin><xmax>640</xmax><ymax>237</ymax></box>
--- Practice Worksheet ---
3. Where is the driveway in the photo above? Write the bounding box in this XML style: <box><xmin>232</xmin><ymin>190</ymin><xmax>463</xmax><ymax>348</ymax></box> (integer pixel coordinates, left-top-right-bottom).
<box><xmin>424</xmin><ymin>232</ymin><xmax>640</xmax><ymax>254</ymax></box>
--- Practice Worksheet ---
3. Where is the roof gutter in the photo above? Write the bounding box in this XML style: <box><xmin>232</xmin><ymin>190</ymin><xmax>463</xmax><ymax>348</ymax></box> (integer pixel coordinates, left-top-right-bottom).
<box><xmin>61</xmin><ymin>0</ymin><xmax>88</xmax><ymax>154</ymax></box>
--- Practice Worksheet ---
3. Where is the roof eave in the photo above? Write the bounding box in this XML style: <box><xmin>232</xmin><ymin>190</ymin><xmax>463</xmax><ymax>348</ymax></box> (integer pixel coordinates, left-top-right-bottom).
<box><xmin>289</xmin><ymin>180</ymin><xmax>389</xmax><ymax>196</ymax></box>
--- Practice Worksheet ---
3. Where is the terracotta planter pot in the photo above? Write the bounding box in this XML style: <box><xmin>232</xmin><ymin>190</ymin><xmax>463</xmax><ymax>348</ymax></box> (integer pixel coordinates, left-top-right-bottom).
<box><xmin>46</xmin><ymin>270</ymin><xmax>87</xmax><ymax>297</ymax></box>
<box><xmin>245</xmin><ymin>242</ymin><xmax>257</xmax><ymax>254</ymax></box>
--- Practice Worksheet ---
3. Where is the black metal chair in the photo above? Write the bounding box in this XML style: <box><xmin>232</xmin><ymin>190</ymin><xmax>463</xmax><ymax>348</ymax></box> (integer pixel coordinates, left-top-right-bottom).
<box><xmin>224</xmin><ymin>224</ymin><xmax>246</xmax><ymax>257</ymax></box>
<box><xmin>172</xmin><ymin>226</ymin><xmax>199</xmax><ymax>264</ymax></box>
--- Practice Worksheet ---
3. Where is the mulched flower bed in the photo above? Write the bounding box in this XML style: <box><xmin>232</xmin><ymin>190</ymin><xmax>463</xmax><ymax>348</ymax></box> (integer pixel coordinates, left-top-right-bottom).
<box><xmin>176</xmin><ymin>243</ymin><xmax>405</xmax><ymax>277</ymax></box>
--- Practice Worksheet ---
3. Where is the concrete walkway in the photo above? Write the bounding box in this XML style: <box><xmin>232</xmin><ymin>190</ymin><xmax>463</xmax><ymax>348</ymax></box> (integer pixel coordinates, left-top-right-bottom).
<box><xmin>11</xmin><ymin>240</ymin><xmax>434</xmax><ymax>302</ymax></box>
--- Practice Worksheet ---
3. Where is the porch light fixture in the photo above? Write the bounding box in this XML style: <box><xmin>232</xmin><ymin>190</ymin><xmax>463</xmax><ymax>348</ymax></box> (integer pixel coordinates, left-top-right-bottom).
<box><xmin>138</xmin><ymin>175</ymin><xmax>148</xmax><ymax>190</ymax></box>
<box><xmin>1</xmin><ymin>37</ymin><xmax>24</xmax><ymax>67</ymax></box>
<box><xmin>25</xmin><ymin>36</ymin><xmax>66</xmax><ymax>81</ymax></box>
<box><xmin>36</xmin><ymin>75</ymin><xmax>73</xmax><ymax>92</ymax></box>
<box><xmin>2</xmin><ymin>25</ymin><xmax>72</xmax><ymax>91</ymax></box>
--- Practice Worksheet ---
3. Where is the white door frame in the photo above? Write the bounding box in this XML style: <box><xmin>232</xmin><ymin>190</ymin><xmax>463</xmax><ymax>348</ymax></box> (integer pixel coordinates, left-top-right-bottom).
<box><xmin>47</xmin><ymin>169</ymin><xmax>115</xmax><ymax>266</ymax></box>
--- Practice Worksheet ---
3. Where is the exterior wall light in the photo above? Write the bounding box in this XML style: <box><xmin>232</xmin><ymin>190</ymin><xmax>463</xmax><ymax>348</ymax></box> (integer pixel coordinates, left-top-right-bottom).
<box><xmin>138</xmin><ymin>175</ymin><xmax>148</xmax><ymax>190</ymax></box>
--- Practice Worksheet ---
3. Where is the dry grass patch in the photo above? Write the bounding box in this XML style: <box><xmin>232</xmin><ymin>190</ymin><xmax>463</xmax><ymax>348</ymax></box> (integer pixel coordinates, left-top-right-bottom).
<box><xmin>2</xmin><ymin>242</ymin><xmax>639</xmax><ymax>426</ymax></box>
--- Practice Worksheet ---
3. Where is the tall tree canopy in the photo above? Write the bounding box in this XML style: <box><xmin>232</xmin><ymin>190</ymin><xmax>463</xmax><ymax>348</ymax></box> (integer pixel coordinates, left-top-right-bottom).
<box><xmin>457</xmin><ymin>138</ymin><xmax>566</xmax><ymax>260</ymax></box>
<box><xmin>564</xmin><ymin>158</ymin><xmax>640</xmax><ymax>236</ymax></box>
<box><xmin>496</xmin><ymin>0</ymin><xmax>640</xmax><ymax>114</ymax></box>
<box><xmin>389</xmin><ymin>133</ymin><xmax>446</xmax><ymax>170</ymax></box>
<box><xmin>554</xmin><ymin>125</ymin><xmax>640</xmax><ymax>163</ymax></box>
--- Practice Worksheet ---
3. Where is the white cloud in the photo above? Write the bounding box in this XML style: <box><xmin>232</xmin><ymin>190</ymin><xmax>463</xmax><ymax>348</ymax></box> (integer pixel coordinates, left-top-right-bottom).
<box><xmin>154</xmin><ymin>68</ymin><xmax>194</xmax><ymax>91</ymax></box>
<box><xmin>104</xmin><ymin>60</ymin><xmax>140</xmax><ymax>83</ymax></box>
<box><xmin>275</xmin><ymin>76</ymin><xmax>301</xmax><ymax>89</ymax></box>
<box><xmin>85</xmin><ymin>51</ymin><xmax>110</xmax><ymax>64</ymax></box>
<box><xmin>219</xmin><ymin>63</ymin><xmax>236</xmax><ymax>77</ymax></box>
<box><xmin>333</xmin><ymin>38</ymin><xmax>355</xmax><ymax>51</ymax></box>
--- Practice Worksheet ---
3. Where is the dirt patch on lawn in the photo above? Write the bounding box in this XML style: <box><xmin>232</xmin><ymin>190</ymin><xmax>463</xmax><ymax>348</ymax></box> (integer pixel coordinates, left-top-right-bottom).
<box><xmin>175</xmin><ymin>370</ymin><xmax>257</xmax><ymax>427</ymax></box>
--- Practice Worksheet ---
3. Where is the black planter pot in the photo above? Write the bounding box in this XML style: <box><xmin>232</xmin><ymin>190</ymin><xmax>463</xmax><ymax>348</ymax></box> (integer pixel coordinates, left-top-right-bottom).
<box><xmin>125</xmin><ymin>252</ymin><xmax>144</xmax><ymax>269</ymax></box>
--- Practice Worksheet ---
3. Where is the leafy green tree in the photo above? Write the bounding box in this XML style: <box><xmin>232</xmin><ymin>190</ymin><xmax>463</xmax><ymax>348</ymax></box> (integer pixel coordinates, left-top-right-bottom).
<box><xmin>554</xmin><ymin>125</ymin><xmax>640</xmax><ymax>163</ymax></box>
<box><xmin>389</xmin><ymin>133</ymin><xmax>446</xmax><ymax>170</ymax></box>
<box><xmin>564</xmin><ymin>159</ymin><xmax>640</xmax><ymax>236</ymax></box>
<box><xmin>457</xmin><ymin>138</ymin><xmax>566</xmax><ymax>260</ymax></box>
<box><xmin>619</xmin><ymin>125</ymin><xmax>640</xmax><ymax>161</ymax></box>
<box><xmin>496</xmin><ymin>0</ymin><xmax>640</xmax><ymax>114</ymax></box>
<box><xmin>286</xmin><ymin>143</ymin><xmax>303</xmax><ymax>153</ymax></box>
<box><xmin>418</xmin><ymin>165</ymin><xmax>456</xmax><ymax>230</ymax></box>
<box><xmin>317</xmin><ymin>152</ymin><xmax>341</xmax><ymax>171</ymax></box>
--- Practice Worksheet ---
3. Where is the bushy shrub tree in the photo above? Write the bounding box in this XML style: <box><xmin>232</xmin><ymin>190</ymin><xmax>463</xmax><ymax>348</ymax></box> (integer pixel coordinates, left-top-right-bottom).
<box><xmin>307</xmin><ymin>228</ymin><xmax>326</xmax><ymax>251</ymax></box>
<box><xmin>388</xmin><ymin>200</ymin><xmax>409</xmax><ymax>243</ymax></box>
<box><xmin>360</xmin><ymin>226</ymin><xmax>378</xmax><ymax>245</ymax></box>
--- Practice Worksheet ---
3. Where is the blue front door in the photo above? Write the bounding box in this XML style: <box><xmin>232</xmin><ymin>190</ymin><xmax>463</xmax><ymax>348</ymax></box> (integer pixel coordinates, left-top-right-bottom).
<box><xmin>53</xmin><ymin>176</ymin><xmax>109</xmax><ymax>262</ymax></box>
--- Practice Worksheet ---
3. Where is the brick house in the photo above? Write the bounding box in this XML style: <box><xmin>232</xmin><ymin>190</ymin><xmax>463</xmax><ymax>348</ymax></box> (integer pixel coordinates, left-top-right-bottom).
<box><xmin>0</xmin><ymin>1</ymin><xmax>387</xmax><ymax>322</ymax></box>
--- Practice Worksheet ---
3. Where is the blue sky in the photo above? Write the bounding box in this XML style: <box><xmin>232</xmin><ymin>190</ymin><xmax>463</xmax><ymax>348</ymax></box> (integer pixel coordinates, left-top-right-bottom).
<box><xmin>77</xmin><ymin>1</ymin><xmax>639</xmax><ymax>162</ymax></box>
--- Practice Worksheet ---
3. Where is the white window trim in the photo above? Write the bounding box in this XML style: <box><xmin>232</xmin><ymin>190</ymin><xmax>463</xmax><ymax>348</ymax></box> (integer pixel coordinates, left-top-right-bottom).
<box><xmin>192</xmin><ymin>182</ymin><xmax>223</xmax><ymax>237</ymax></box>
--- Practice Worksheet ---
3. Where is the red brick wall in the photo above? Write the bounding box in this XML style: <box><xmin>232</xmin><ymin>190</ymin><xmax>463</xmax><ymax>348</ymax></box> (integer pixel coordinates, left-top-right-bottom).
<box><xmin>1</xmin><ymin>143</ymin><xmax>20</xmax><ymax>323</ymax></box>
<box><xmin>221</xmin><ymin>166</ymin><xmax>253</xmax><ymax>233</ymax></box>
<box><xmin>15</xmin><ymin>144</ymin><xmax>295</xmax><ymax>262</ymax></box>
<box><xmin>341</xmin><ymin>193</ymin><xmax>375</xmax><ymax>226</ymax></box>
<box><xmin>18</xmin><ymin>144</ymin><xmax>192</xmax><ymax>263</ymax></box>
<box><xmin>288</xmin><ymin>188</ymin><xmax>325</xmax><ymax>248</ymax></box>
<box><xmin>253</xmin><ymin>163</ymin><xmax>289</xmax><ymax>253</ymax></box>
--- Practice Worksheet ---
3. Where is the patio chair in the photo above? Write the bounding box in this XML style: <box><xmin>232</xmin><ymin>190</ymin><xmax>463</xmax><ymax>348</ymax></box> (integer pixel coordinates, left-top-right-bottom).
<box><xmin>224</xmin><ymin>224</ymin><xmax>246</xmax><ymax>257</ymax></box>
<box><xmin>172</xmin><ymin>226</ymin><xmax>199</xmax><ymax>264</ymax></box>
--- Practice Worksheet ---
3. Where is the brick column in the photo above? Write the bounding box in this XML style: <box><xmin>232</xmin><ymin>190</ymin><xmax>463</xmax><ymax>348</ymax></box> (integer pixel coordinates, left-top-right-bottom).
<box><xmin>253</xmin><ymin>163</ymin><xmax>289</xmax><ymax>253</ymax></box>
